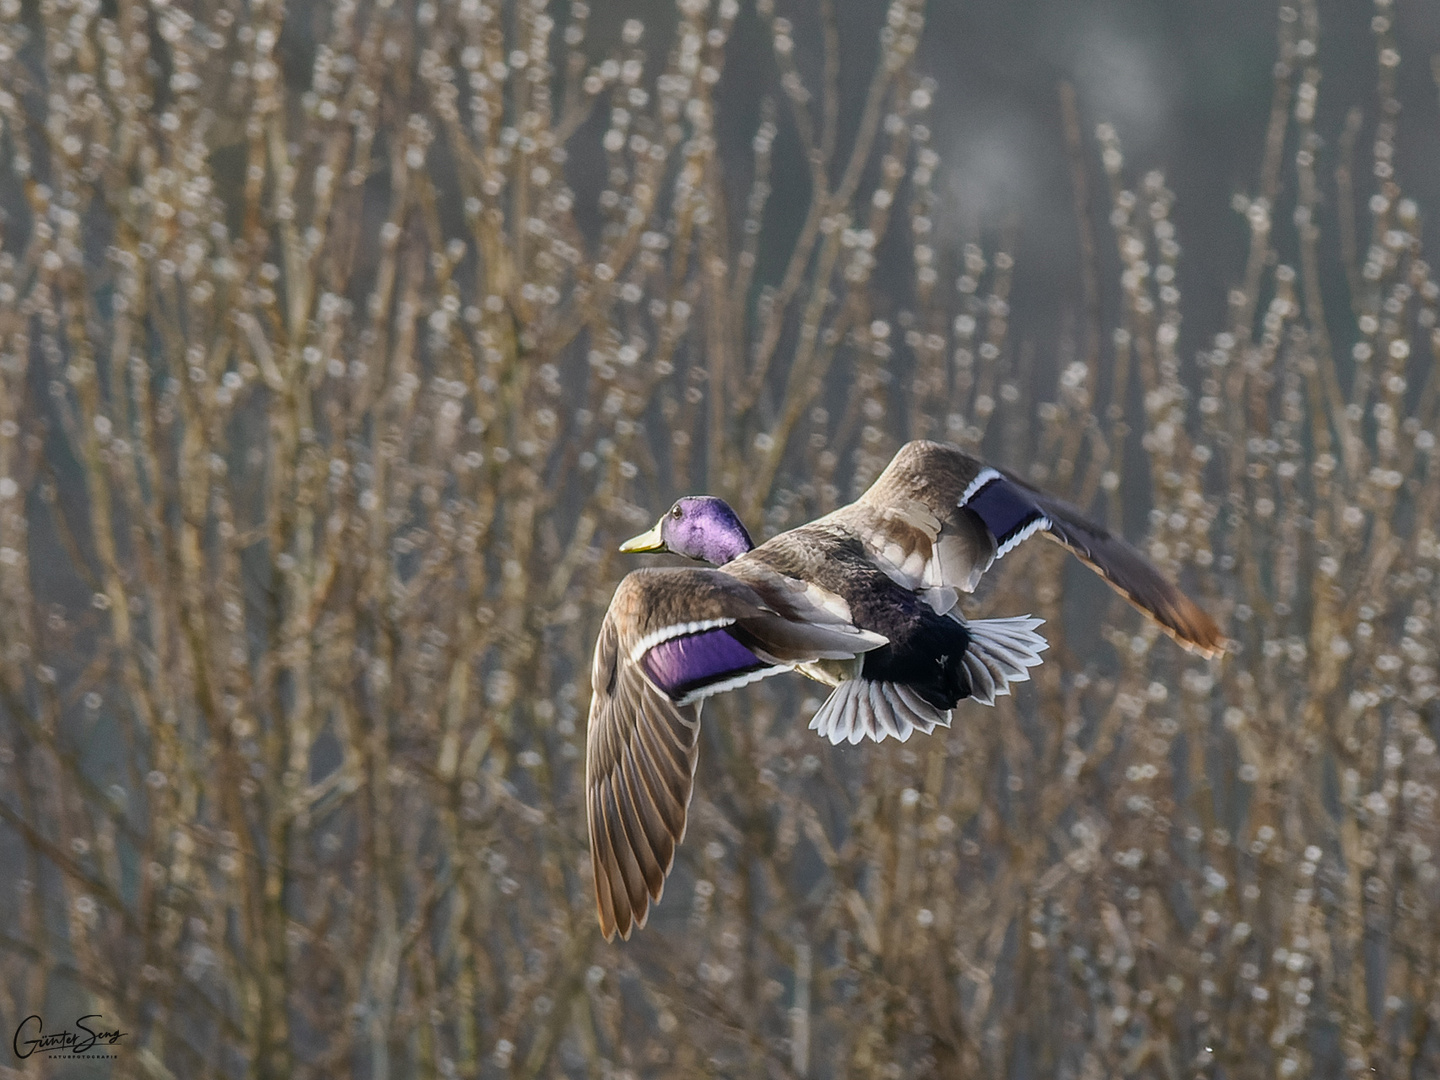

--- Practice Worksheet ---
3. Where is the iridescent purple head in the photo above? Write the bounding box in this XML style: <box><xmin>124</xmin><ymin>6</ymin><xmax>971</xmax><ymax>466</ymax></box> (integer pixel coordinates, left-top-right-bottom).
<box><xmin>619</xmin><ymin>496</ymin><xmax>755</xmax><ymax>566</ymax></box>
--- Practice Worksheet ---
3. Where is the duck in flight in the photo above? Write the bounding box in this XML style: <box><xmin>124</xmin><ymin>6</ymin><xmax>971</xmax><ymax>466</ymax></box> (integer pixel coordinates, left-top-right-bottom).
<box><xmin>586</xmin><ymin>440</ymin><xmax>1223</xmax><ymax>940</ymax></box>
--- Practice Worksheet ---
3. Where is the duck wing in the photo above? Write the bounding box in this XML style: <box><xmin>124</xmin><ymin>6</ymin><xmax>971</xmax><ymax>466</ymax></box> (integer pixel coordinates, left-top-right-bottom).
<box><xmin>837</xmin><ymin>440</ymin><xmax>1222</xmax><ymax>656</ymax></box>
<box><xmin>587</xmin><ymin>568</ymin><xmax>885</xmax><ymax>939</ymax></box>
<box><xmin>1008</xmin><ymin>480</ymin><xmax>1224</xmax><ymax>657</ymax></box>
<box><xmin>829</xmin><ymin>441</ymin><xmax>1001</xmax><ymax>609</ymax></box>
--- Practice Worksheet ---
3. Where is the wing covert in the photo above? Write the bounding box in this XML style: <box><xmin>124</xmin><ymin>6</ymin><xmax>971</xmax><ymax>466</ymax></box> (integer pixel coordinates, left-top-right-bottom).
<box><xmin>835</xmin><ymin>440</ymin><xmax>1003</xmax><ymax>597</ymax></box>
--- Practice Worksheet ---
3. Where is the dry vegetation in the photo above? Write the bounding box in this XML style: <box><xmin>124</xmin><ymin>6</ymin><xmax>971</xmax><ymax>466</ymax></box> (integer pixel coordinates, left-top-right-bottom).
<box><xmin>0</xmin><ymin>0</ymin><xmax>1437</xmax><ymax>1076</ymax></box>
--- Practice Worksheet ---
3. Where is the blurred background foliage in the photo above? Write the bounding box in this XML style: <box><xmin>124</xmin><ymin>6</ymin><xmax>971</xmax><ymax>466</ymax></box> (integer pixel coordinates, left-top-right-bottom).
<box><xmin>0</xmin><ymin>0</ymin><xmax>1438</xmax><ymax>1076</ymax></box>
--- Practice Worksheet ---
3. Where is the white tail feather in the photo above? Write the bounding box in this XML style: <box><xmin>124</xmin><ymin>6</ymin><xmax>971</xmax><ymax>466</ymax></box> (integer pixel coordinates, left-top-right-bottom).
<box><xmin>809</xmin><ymin>679</ymin><xmax>953</xmax><ymax>746</ymax></box>
<box><xmin>807</xmin><ymin>615</ymin><xmax>1047</xmax><ymax>743</ymax></box>
<box><xmin>961</xmin><ymin>615</ymin><xmax>1048</xmax><ymax>706</ymax></box>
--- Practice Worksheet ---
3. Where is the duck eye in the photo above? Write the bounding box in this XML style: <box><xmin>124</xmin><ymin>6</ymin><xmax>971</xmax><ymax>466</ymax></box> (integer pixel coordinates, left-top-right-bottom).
<box><xmin>670</xmin><ymin>505</ymin><xmax>683</xmax><ymax>519</ymax></box>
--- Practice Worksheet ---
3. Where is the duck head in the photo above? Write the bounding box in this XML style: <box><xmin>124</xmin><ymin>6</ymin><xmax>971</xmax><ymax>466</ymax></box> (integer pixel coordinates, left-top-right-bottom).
<box><xmin>619</xmin><ymin>496</ymin><xmax>755</xmax><ymax>565</ymax></box>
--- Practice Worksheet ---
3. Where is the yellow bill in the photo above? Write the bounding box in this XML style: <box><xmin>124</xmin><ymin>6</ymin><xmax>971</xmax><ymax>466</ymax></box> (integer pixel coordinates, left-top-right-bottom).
<box><xmin>618</xmin><ymin>520</ymin><xmax>666</xmax><ymax>553</ymax></box>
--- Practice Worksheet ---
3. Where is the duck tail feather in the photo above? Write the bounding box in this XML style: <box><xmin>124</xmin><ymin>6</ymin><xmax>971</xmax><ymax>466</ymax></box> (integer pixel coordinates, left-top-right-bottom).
<box><xmin>963</xmin><ymin>615</ymin><xmax>1048</xmax><ymax>704</ymax></box>
<box><xmin>809</xmin><ymin>680</ymin><xmax>952</xmax><ymax>746</ymax></box>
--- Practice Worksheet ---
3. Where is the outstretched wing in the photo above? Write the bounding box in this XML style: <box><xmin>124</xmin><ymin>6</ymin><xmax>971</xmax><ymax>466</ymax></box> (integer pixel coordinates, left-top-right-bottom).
<box><xmin>839</xmin><ymin>441</ymin><xmax>1223</xmax><ymax>656</ymax></box>
<box><xmin>587</xmin><ymin>608</ymin><xmax>706</xmax><ymax>942</ymax></box>
<box><xmin>1010</xmin><ymin>480</ymin><xmax>1224</xmax><ymax>657</ymax></box>
<box><xmin>586</xmin><ymin>569</ymin><xmax>885</xmax><ymax>939</ymax></box>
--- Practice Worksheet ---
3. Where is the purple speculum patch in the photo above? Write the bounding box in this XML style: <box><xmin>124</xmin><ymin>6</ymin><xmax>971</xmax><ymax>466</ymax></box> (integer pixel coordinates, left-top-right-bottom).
<box><xmin>641</xmin><ymin>627</ymin><xmax>765</xmax><ymax>699</ymax></box>
<box><xmin>967</xmin><ymin>479</ymin><xmax>1045</xmax><ymax>547</ymax></box>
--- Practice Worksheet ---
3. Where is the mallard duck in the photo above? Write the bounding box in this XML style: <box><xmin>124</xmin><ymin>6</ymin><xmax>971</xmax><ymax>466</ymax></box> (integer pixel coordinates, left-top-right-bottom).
<box><xmin>587</xmin><ymin>440</ymin><xmax>1223</xmax><ymax>939</ymax></box>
